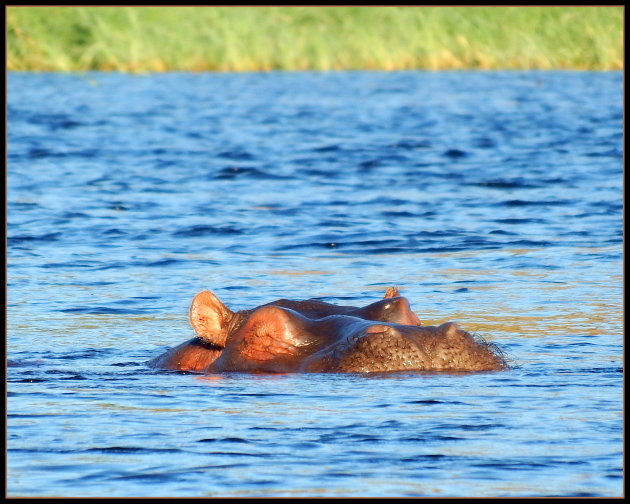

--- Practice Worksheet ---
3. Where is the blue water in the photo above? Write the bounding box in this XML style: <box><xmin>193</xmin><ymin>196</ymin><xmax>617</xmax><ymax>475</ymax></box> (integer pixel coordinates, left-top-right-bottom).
<box><xmin>7</xmin><ymin>71</ymin><xmax>623</xmax><ymax>497</ymax></box>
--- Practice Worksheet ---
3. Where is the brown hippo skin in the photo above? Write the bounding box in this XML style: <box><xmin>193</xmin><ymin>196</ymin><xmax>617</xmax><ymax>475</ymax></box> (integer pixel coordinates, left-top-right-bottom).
<box><xmin>148</xmin><ymin>287</ymin><xmax>507</xmax><ymax>374</ymax></box>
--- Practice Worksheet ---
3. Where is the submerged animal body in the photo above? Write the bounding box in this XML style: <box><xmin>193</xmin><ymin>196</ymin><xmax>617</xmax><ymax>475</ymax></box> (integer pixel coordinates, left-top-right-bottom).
<box><xmin>149</xmin><ymin>287</ymin><xmax>507</xmax><ymax>374</ymax></box>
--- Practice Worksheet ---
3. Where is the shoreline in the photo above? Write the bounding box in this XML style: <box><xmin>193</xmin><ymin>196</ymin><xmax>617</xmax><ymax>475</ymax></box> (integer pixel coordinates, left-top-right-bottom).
<box><xmin>7</xmin><ymin>6</ymin><xmax>623</xmax><ymax>72</ymax></box>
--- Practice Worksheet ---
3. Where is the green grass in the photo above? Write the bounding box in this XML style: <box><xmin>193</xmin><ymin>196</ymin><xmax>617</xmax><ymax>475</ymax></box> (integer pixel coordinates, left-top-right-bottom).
<box><xmin>6</xmin><ymin>6</ymin><xmax>624</xmax><ymax>72</ymax></box>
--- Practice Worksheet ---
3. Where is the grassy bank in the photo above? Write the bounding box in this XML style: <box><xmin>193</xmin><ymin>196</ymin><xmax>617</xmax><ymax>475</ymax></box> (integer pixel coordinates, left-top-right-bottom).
<box><xmin>7</xmin><ymin>6</ymin><xmax>624</xmax><ymax>72</ymax></box>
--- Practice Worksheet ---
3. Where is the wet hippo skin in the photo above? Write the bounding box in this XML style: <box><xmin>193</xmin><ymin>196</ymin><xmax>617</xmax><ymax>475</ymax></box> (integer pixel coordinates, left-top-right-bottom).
<box><xmin>149</xmin><ymin>287</ymin><xmax>507</xmax><ymax>374</ymax></box>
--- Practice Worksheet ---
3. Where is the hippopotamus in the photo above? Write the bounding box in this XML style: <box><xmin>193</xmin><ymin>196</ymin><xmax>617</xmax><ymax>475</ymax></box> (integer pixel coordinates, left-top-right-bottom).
<box><xmin>149</xmin><ymin>287</ymin><xmax>507</xmax><ymax>374</ymax></box>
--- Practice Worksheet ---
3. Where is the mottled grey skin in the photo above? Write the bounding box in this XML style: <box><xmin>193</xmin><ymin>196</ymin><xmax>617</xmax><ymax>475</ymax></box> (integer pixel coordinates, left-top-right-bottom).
<box><xmin>149</xmin><ymin>288</ymin><xmax>507</xmax><ymax>374</ymax></box>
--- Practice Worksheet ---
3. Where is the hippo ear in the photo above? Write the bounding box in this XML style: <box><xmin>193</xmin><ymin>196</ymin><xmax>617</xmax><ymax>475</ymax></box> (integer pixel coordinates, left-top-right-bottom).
<box><xmin>384</xmin><ymin>286</ymin><xmax>400</xmax><ymax>298</ymax></box>
<box><xmin>189</xmin><ymin>291</ymin><xmax>234</xmax><ymax>347</ymax></box>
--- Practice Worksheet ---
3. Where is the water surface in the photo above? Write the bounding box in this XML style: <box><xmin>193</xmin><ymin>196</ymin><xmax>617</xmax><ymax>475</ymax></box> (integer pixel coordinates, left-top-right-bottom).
<box><xmin>7</xmin><ymin>70</ymin><xmax>623</xmax><ymax>497</ymax></box>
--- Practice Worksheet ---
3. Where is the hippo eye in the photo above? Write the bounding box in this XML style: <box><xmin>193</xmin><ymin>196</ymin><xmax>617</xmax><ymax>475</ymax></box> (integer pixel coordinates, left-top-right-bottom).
<box><xmin>383</xmin><ymin>303</ymin><xmax>391</xmax><ymax>310</ymax></box>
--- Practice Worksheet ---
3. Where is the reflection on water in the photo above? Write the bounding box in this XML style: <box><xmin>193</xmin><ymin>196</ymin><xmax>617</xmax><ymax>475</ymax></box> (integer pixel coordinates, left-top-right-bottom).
<box><xmin>7</xmin><ymin>71</ymin><xmax>622</xmax><ymax>497</ymax></box>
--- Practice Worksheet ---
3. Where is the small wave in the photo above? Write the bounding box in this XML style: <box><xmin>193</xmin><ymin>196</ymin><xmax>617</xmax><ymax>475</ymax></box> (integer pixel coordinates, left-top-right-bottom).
<box><xmin>42</xmin><ymin>261</ymin><xmax>102</xmax><ymax>269</ymax></box>
<box><xmin>172</xmin><ymin>224</ymin><xmax>244</xmax><ymax>237</ymax></box>
<box><xmin>198</xmin><ymin>437</ymin><xmax>252</xmax><ymax>444</ymax></box>
<box><xmin>8</xmin><ymin>378</ymin><xmax>48</xmax><ymax>383</ymax></box>
<box><xmin>52</xmin><ymin>348</ymin><xmax>115</xmax><ymax>360</ymax></box>
<box><xmin>488</xmin><ymin>229</ymin><xmax>518</xmax><ymax>235</ymax></box>
<box><xmin>504</xmin><ymin>239</ymin><xmax>555</xmax><ymax>247</ymax></box>
<box><xmin>312</xmin><ymin>144</ymin><xmax>343</xmax><ymax>153</ymax></box>
<box><xmin>389</xmin><ymin>139</ymin><xmax>432</xmax><ymax>150</ymax></box>
<box><xmin>459</xmin><ymin>423</ymin><xmax>505</xmax><ymax>431</ymax></box>
<box><xmin>557</xmin><ymin>367</ymin><xmax>623</xmax><ymax>375</ymax></box>
<box><xmin>381</xmin><ymin>211</ymin><xmax>416</xmax><ymax>218</ymax></box>
<box><xmin>58</xmin><ymin>306</ymin><xmax>154</xmax><ymax>315</ymax></box>
<box><xmin>501</xmin><ymin>199</ymin><xmax>574</xmax><ymax>207</ymax></box>
<box><xmin>111</xmin><ymin>361</ymin><xmax>143</xmax><ymax>367</ymax></box>
<box><xmin>85</xmin><ymin>446</ymin><xmax>182</xmax><ymax>454</ymax></box>
<box><xmin>494</xmin><ymin>218</ymin><xmax>546</xmax><ymax>224</ymax></box>
<box><xmin>469</xmin><ymin>179</ymin><xmax>543</xmax><ymax>189</ymax></box>
<box><xmin>9</xmin><ymin>201</ymin><xmax>42</xmax><ymax>210</ymax></box>
<box><xmin>585</xmin><ymin>148</ymin><xmax>622</xmax><ymax>158</ymax></box>
<box><xmin>215</xmin><ymin>166</ymin><xmax>284</xmax><ymax>179</ymax></box>
<box><xmin>472</xmin><ymin>137</ymin><xmax>496</xmax><ymax>148</ymax></box>
<box><xmin>217</xmin><ymin>149</ymin><xmax>256</xmax><ymax>160</ymax></box>
<box><xmin>443</xmin><ymin>148</ymin><xmax>469</xmax><ymax>158</ymax></box>
<box><xmin>26</xmin><ymin>147</ymin><xmax>100</xmax><ymax>159</ymax></box>
<box><xmin>144</xmin><ymin>258</ymin><xmax>185</xmax><ymax>267</ymax></box>
<box><xmin>358</xmin><ymin>158</ymin><xmax>382</xmax><ymax>170</ymax></box>
<box><xmin>303</xmin><ymin>167</ymin><xmax>342</xmax><ymax>179</ymax></box>
<box><xmin>8</xmin><ymin>232</ymin><xmax>62</xmax><ymax>245</ymax></box>
<box><xmin>408</xmin><ymin>399</ymin><xmax>468</xmax><ymax>405</ymax></box>
<box><xmin>25</xmin><ymin>112</ymin><xmax>84</xmax><ymax>130</ymax></box>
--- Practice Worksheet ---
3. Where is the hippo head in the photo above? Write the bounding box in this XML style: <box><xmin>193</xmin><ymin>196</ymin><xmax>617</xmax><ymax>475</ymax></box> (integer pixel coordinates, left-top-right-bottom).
<box><xmin>150</xmin><ymin>288</ymin><xmax>507</xmax><ymax>374</ymax></box>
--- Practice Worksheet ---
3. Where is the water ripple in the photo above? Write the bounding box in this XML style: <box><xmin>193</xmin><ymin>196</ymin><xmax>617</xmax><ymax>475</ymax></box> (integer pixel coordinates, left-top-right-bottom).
<box><xmin>7</xmin><ymin>70</ymin><xmax>623</xmax><ymax>498</ymax></box>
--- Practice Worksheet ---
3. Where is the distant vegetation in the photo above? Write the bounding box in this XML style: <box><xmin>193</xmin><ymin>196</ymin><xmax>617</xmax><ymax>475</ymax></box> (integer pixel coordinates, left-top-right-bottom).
<box><xmin>7</xmin><ymin>6</ymin><xmax>623</xmax><ymax>72</ymax></box>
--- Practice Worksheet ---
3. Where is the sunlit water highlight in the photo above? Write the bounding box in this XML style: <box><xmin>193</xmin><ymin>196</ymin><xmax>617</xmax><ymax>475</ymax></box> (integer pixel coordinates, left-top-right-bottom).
<box><xmin>7</xmin><ymin>71</ymin><xmax>622</xmax><ymax>497</ymax></box>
